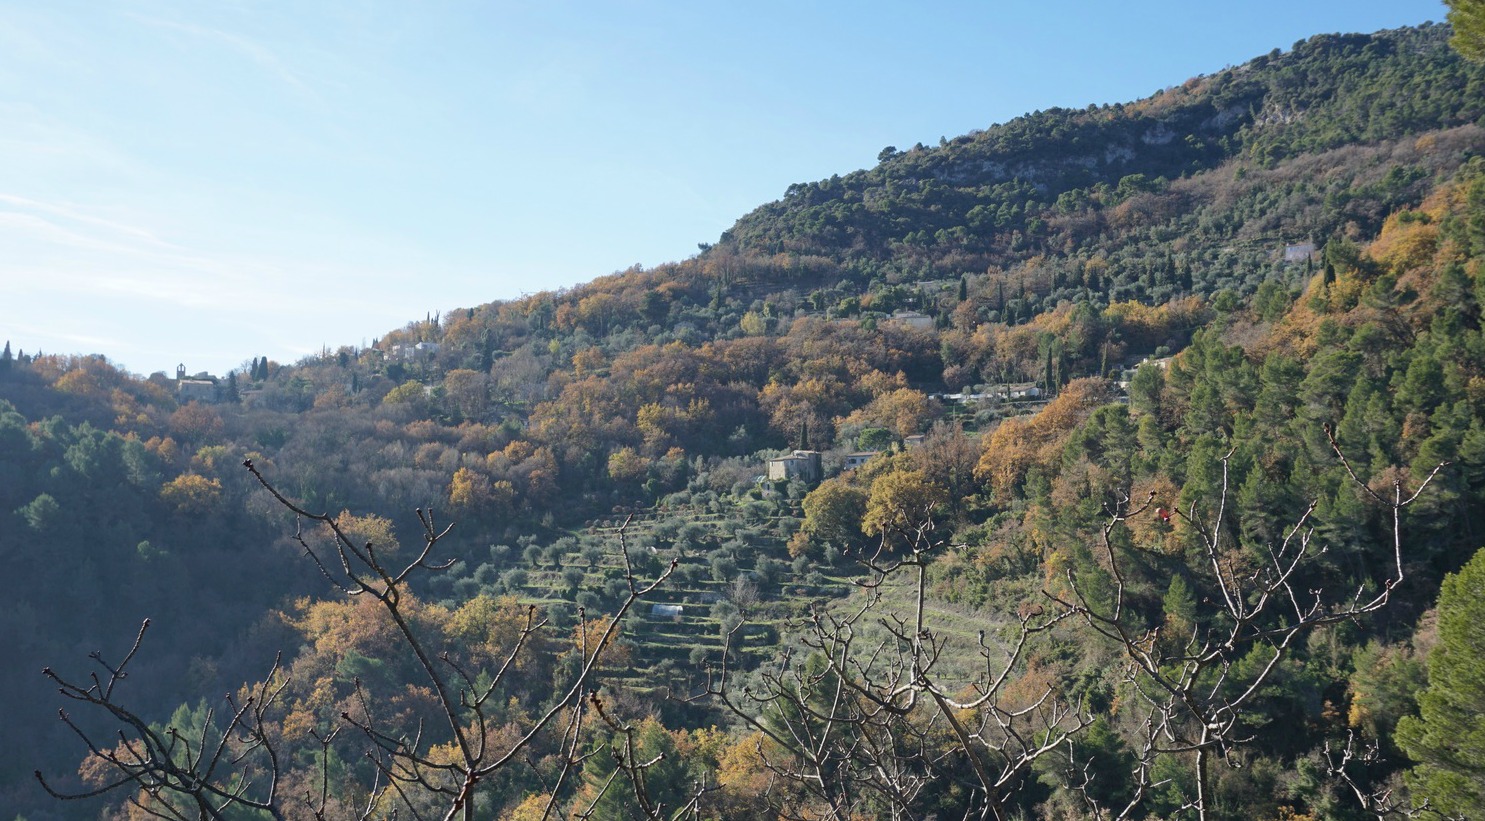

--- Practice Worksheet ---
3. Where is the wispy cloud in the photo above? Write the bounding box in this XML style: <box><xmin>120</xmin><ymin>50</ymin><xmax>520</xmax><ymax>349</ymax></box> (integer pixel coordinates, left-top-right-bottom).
<box><xmin>129</xmin><ymin>14</ymin><xmax>323</xmax><ymax>104</ymax></box>
<box><xmin>1</xmin><ymin>318</ymin><xmax>124</xmax><ymax>353</ymax></box>
<box><xmin>0</xmin><ymin>192</ymin><xmax>439</xmax><ymax>374</ymax></box>
<box><xmin>0</xmin><ymin>102</ymin><xmax>145</xmax><ymax>182</ymax></box>
<box><xmin>0</xmin><ymin>194</ymin><xmax>176</xmax><ymax>251</ymax></box>
<box><xmin>0</xmin><ymin>195</ymin><xmax>251</xmax><ymax>309</ymax></box>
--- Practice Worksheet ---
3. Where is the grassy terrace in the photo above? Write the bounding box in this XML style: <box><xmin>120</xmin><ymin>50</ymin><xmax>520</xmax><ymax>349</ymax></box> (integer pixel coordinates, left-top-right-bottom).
<box><xmin>482</xmin><ymin>490</ymin><xmax>1020</xmax><ymax>707</ymax></box>
<box><xmin>488</xmin><ymin>498</ymin><xmax>855</xmax><ymax>695</ymax></box>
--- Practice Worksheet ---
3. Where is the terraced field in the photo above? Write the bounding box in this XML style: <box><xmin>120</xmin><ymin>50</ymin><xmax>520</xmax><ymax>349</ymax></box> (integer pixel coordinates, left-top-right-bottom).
<box><xmin>488</xmin><ymin>498</ymin><xmax>856</xmax><ymax>699</ymax></box>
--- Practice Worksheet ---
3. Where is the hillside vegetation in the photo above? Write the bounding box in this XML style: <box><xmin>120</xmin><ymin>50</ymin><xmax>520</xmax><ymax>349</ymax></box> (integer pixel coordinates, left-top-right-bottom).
<box><xmin>4</xmin><ymin>22</ymin><xmax>1485</xmax><ymax>820</ymax></box>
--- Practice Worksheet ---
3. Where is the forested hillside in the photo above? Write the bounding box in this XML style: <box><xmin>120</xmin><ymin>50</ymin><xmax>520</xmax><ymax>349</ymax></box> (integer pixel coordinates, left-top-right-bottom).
<box><xmin>4</xmin><ymin>22</ymin><xmax>1485</xmax><ymax>820</ymax></box>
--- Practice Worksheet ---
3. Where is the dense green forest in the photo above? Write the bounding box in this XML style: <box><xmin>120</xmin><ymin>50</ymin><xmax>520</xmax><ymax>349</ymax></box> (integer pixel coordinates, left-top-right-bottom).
<box><xmin>4</xmin><ymin>21</ymin><xmax>1485</xmax><ymax>820</ymax></box>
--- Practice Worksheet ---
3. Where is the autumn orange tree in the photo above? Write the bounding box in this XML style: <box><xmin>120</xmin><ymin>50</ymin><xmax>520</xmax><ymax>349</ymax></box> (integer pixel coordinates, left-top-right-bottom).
<box><xmin>36</xmin><ymin>459</ymin><xmax>680</xmax><ymax>820</ymax></box>
<box><xmin>703</xmin><ymin>452</ymin><xmax>1089</xmax><ymax>820</ymax></box>
<box><xmin>697</xmin><ymin>394</ymin><xmax>1452</xmax><ymax>821</ymax></box>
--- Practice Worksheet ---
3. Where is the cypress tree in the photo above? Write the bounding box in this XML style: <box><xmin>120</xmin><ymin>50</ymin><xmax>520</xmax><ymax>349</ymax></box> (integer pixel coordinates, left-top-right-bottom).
<box><xmin>480</xmin><ymin>330</ymin><xmax>494</xmax><ymax>371</ymax></box>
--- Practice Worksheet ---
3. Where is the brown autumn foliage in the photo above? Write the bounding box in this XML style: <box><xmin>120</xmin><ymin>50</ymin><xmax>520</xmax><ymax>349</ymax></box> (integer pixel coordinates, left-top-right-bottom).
<box><xmin>975</xmin><ymin>378</ymin><xmax>1116</xmax><ymax>499</ymax></box>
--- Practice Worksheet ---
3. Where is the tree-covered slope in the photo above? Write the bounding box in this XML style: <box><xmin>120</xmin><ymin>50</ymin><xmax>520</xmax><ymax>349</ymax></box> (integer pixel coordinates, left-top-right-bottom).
<box><xmin>5</xmin><ymin>21</ymin><xmax>1485</xmax><ymax>821</ymax></box>
<box><xmin>719</xmin><ymin>24</ymin><xmax>1485</xmax><ymax>272</ymax></box>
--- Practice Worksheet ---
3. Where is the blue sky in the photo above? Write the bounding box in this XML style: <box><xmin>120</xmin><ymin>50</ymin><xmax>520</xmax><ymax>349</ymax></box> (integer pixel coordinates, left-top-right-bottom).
<box><xmin>0</xmin><ymin>0</ymin><xmax>1449</xmax><ymax>376</ymax></box>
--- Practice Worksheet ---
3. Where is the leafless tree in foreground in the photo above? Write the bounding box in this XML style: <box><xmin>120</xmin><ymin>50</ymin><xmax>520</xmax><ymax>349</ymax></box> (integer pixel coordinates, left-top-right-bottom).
<box><xmin>37</xmin><ymin>459</ymin><xmax>676</xmax><ymax>820</ymax></box>
<box><xmin>1319</xmin><ymin>729</ymin><xmax>1469</xmax><ymax>821</ymax></box>
<box><xmin>694</xmin><ymin>429</ymin><xmax>1447</xmax><ymax>821</ymax></box>
<box><xmin>1050</xmin><ymin>430</ymin><xmax>1447</xmax><ymax>821</ymax></box>
<box><xmin>37</xmin><ymin>620</ymin><xmax>292</xmax><ymax>820</ymax></box>
<box><xmin>37</xmin><ymin>433</ymin><xmax>1449</xmax><ymax>820</ymax></box>
<box><xmin>703</xmin><ymin>505</ymin><xmax>1087</xmax><ymax>821</ymax></box>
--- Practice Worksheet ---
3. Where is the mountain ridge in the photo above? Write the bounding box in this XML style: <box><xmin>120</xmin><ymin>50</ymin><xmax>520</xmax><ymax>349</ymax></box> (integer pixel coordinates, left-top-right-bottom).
<box><xmin>4</xmin><ymin>20</ymin><xmax>1485</xmax><ymax>820</ymax></box>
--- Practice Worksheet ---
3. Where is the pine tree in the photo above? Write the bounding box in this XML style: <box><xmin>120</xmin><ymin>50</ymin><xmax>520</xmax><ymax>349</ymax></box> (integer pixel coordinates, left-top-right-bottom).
<box><xmin>0</xmin><ymin>340</ymin><xmax>11</xmax><ymax>374</ymax></box>
<box><xmin>1397</xmin><ymin>547</ymin><xmax>1485</xmax><ymax>816</ymax></box>
<box><xmin>1447</xmin><ymin>0</ymin><xmax>1485</xmax><ymax>61</ymax></box>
